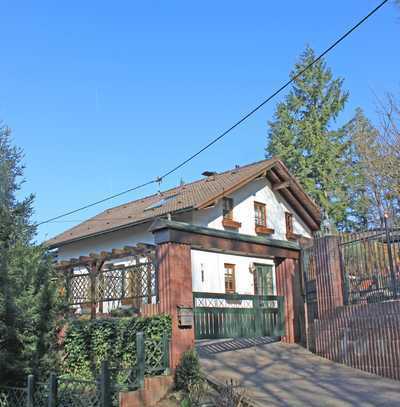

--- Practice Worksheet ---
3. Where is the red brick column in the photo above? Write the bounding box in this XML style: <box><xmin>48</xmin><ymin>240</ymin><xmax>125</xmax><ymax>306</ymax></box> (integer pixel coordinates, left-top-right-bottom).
<box><xmin>275</xmin><ymin>258</ymin><xmax>303</xmax><ymax>343</ymax></box>
<box><xmin>156</xmin><ymin>242</ymin><xmax>195</xmax><ymax>368</ymax></box>
<box><xmin>314</xmin><ymin>236</ymin><xmax>344</xmax><ymax>318</ymax></box>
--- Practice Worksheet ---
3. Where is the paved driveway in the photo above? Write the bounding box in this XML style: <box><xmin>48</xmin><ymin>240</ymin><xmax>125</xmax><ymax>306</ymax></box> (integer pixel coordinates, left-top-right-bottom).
<box><xmin>197</xmin><ymin>338</ymin><xmax>400</xmax><ymax>407</ymax></box>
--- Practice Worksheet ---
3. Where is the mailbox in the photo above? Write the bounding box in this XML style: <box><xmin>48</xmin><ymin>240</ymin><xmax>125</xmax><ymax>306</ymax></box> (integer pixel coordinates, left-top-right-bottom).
<box><xmin>177</xmin><ymin>305</ymin><xmax>193</xmax><ymax>328</ymax></box>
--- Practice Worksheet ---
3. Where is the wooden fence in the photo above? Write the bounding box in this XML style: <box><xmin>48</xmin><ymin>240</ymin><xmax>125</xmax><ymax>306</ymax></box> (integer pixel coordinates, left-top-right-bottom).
<box><xmin>314</xmin><ymin>300</ymin><xmax>400</xmax><ymax>381</ymax></box>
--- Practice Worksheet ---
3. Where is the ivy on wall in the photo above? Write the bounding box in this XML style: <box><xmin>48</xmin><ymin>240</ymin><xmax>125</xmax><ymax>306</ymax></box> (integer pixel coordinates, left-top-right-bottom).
<box><xmin>61</xmin><ymin>315</ymin><xmax>171</xmax><ymax>380</ymax></box>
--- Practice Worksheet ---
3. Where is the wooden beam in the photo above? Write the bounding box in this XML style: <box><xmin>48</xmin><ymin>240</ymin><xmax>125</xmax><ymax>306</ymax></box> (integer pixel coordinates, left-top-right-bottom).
<box><xmin>55</xmin><ymin>244</ymin><xmax>156</xmax><ymax>270</ymax></box>
<box><xmin>272</xmin><ymin>180</ymin><xmax>291</xmax><ymax>191</ymax></box>
<box><xmin>267</xmin><ymin>168</ymin><xmax>319</xmax><ymax>231</ymax></box>
<box><xmin>154</xmin><ymin>228</ymin><xmax>300</xmax><ymax>259</ymax></box>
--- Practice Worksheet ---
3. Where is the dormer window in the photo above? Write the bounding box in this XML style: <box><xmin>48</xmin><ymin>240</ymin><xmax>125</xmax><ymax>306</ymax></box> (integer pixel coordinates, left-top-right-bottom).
<box><xmin>221</xmin><ymin>197</ymin><xmax>241</xmax><ymax>229</ymax></box>
<box><xmin>254</xmin><ymin>202</ymin><xmax>274</xmax><ymax>235</ymax></box>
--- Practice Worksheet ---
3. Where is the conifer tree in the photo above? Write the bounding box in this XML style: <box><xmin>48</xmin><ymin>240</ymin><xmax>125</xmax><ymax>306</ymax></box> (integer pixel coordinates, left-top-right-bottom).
<box><xmin>266</xmin><ymin>47</ymin><xmax>351</xmax><ymax>229</ymax></box>
<box><xmin>0</xmin><ymin>125</ymin><xmax>59</xmax><ymax>384</ymax></box>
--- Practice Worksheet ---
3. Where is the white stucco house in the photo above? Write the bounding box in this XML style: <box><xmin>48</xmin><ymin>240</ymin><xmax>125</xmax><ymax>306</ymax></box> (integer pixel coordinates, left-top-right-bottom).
<box><xmin>48</xmin><ymin>158</ymin><xmax>321</xmax><ymax>306</ymax></box>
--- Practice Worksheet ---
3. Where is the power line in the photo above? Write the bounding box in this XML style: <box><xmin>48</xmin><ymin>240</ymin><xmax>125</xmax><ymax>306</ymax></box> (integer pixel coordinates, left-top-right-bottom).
<box><xmin>37</xmin><ymin>0</ymin><xmax>389</xmax><ymax>226</ymax></box>
<box><xmin>37</xmin><ymin>180</ymin><xmax>156</xmax><ymax>225</ymax></box>
<box><xmin>46</xmin><ymin>218</ymin><xmax>141</xmax><ymax>223</ymax></box>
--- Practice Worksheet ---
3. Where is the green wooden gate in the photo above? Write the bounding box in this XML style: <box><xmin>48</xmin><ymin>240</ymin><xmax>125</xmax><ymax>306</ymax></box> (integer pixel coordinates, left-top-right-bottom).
<box><xmin>193</xmin><ymin>292</ymin><xmax>285</xmax><ymax>339</ymax></box>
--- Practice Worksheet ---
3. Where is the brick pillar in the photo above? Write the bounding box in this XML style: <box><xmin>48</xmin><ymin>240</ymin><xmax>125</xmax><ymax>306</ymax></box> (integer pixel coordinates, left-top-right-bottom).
<box><xmin>275</xmin><ymin>258</ymin><xmax>303</xmax><ymax>343</ymax></box>
<box><xmin>314</xmin><ymin>236</ymin><xmax>344</xmax><ymax>318</ymax></box>
<box><xmin>156</xmin><ymin>242</ymin><xmax>195</xmax><ymax>368</ymax></box>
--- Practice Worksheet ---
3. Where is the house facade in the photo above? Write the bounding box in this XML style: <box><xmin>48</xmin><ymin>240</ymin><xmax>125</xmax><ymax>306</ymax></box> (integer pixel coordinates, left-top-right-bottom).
<box><xmin>49</xmin><ymin>158</ymin><xmax>320</xmax><ymax>363</ymax></box>
<box><xmin>50</xmin><ymin>159</ymin><xmax>319</xmax><ymax>301</ymax></box>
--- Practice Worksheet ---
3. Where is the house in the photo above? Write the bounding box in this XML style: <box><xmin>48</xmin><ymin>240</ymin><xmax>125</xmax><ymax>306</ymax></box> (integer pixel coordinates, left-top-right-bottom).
<box><xmin>49</xmin><ymin>158</ymin><xmax>320</xmax><ymax>361</ymax></box>
<box><xmin>48</xmin><ymin>158</ymin><xmax>320</xmax><ymax>298</ymax></box>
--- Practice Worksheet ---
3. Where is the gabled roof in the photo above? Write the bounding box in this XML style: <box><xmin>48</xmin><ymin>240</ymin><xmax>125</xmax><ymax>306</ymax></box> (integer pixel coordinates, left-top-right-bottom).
<box><xmin>47</xmin><ymin>158</ymin><xmax>321</xmax><ymax>248</ymax></box>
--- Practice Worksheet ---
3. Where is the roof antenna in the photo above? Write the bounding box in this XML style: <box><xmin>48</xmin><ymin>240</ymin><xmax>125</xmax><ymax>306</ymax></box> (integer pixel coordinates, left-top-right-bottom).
<box><xmin>156</xmin><ymin>176</ymin><xmax>163</xmax><ymax>196</ymax></box>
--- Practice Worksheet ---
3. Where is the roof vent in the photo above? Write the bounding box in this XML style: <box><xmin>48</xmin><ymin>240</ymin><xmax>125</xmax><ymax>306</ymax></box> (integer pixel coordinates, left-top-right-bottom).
<box><xmin>231</xmin><ymin>165</ymin><xmax>240</xmax><ymax>174</ymax></box>
<box><xmin>202</xmin><ymin>171</ymin><xmax>217</xmax><ymax>177</ymax></box>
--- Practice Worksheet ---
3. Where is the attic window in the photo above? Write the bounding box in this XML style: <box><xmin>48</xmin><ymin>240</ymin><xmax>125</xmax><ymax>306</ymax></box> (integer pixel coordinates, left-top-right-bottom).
<box><xmin>285</xmin><ymin>212</ymin><xmax>293</xmax><ymax>235</ymax></box>
<box><xmin>144</xmin><ymin>194</ymin><xmax>179</xmax><ymax>211</ymax></box>
<box><xmin>222</xmin><ymin>197</ymin><xmax>234</xmax><ymax>220</ymax></box>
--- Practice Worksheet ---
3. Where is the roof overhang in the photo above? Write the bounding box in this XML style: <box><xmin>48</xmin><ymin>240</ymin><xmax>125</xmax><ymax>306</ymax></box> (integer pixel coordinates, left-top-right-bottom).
<box><xmin>197</xmin><ymin>158</ymin><xmax>321</xmax><ymax>231</ymax></box>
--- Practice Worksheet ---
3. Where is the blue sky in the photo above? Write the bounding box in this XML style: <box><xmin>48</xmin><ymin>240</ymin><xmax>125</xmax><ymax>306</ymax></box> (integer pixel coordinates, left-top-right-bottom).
<box><xmin>1</xmin><ymin>1</ymin><xmax>399</xmax><ymax>242</ymax></box>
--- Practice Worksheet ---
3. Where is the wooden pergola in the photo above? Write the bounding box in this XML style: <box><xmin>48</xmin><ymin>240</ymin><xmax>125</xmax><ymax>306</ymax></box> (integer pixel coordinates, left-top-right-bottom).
<box><xmin>56</xmin><ymin>243</ymin><xmax>156</xmax><ymax>319</ymax></box>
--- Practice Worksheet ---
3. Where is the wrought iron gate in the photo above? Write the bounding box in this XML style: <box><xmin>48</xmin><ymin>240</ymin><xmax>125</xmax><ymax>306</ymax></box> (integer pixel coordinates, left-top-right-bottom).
<box><xmin>193</xmin><ymin>292</ymin><xmax>284</xmax><ymax>339</ymax></box>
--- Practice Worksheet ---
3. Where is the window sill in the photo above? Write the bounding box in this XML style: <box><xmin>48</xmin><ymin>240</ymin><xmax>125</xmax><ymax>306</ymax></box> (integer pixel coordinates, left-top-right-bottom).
<box><xmin>222</xmin><ymin>218</ymin><xmax>242</xmax><ymax>229</ymax></box>
<box><xmin>255</xmin><ymin>225</ymin><xmax>275</xmax><ymax>235</ymax></box>
<box><xmin>286</xmin><ymin>232</ymin><xmax>302</xmax><ymax>241</ymax></box>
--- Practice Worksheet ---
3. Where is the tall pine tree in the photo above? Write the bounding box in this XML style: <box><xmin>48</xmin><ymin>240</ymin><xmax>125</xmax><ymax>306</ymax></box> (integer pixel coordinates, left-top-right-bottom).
<box><xmin>0</xmin><ymin>125</ymin><xmax>59</xmax><ymax>384</ymax></box>
<box><xmin>266</xmin><ymin>47</ymin><xmax>351</xmax><ymax>229</ymax></box>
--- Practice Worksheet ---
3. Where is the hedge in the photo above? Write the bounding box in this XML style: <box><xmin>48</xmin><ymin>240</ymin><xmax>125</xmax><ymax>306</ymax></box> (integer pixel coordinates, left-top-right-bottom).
<box><xmin>61</xmin><ymin>315</ymin><xmax>171</xmax><ymax>380</ymax></box>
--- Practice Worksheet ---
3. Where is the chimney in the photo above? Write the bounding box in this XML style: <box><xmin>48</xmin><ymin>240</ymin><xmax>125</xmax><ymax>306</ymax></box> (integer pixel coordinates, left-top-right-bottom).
<box><xmin>202</xmin><ymin>171</ymin><xmax>217</xmax><ymax>181</ymax></box>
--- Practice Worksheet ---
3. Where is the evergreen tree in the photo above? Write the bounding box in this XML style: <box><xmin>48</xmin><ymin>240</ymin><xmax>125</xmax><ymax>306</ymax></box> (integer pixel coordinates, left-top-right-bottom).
<box><xmin>0</xmin><ymin>125</ymin><xmax>59</xmax><ymax>384</ymax></box>
<box><xmin>344</xmin><ymin>108</ymin><xmax>400</xmax><ymax>229</ymax></box>
<box><xmin>266</xmin><ymin>47</ymin><xmax>351</xmax><ymax>229</ymax></box>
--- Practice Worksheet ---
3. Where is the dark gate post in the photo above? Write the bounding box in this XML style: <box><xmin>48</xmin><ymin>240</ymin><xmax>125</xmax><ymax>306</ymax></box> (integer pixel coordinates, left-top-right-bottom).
<box><xmin>162</xmin><ymin>334</ymin><xmax>170</xmax><ymax>373</ymax></box>
<box><xmin>27</xmin><ymin>375</ymin><xmax>34</xmax><ymax>407</ymax></box>
<box><xmin>274</xmin><ymin>296</ymin><xmax>285</xmax><ymax>337</ymax></box>
<box><xmin>136</xmin><ymin>332</ymin><xmax>145</xmax><ymax>388</ymax></box>
<box><xmin>48</xmin><ymin>373</ymin><xmax>57</xmax><ymax>407</ymax></box>
<box><xmin>90</xmin><ymin>262</ymin><xmax>97</xmax><ymax>320</ymax></box>
<box><xmin>253</xmin><ymin>296</ymin><xmax>263</xmax><ymax>337</ymax></box>
<box><xmin>384</xmin><ymin>213</ymin><xmax>397</xmax><ymax>299</ymax></box>
<box><xmin>100</xmin><ymin>361</ymin><xmax>112</xmax><ymax>407</ymax></box>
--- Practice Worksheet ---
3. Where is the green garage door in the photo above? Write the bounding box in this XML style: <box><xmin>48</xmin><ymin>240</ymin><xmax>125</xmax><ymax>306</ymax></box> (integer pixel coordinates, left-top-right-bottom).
<box><xmin>193</xmin><ymin>292</ymin><xmax>285</xmax><ymax>339</ymax></box>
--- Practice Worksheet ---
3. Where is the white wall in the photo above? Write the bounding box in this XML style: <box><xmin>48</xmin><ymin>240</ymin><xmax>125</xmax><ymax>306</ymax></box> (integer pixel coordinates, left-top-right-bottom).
<box><xmin>193</xmin><ymin>177</ymin><xmax>312</xmax><ymax>240</ymax></box>
<box><xmin>57</xmin><ymin>222</ymin><xmax>154</xmax><ymax>261</ymax></box>
<box><xmin>191</xmin><ymin>249</ymin><xmax>276</xmax><ymax>295</ymax></box>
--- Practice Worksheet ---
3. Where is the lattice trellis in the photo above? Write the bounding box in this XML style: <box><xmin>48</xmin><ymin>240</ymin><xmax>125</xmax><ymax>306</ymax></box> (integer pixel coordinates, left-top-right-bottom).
<box><xmin>57</xmin><ymin>244</ymin><xmax>157</xmax><ymax>316</ymax></box>
<box><xmin>144</xmin><ymin>337</ymin><xmax>167</xmax><ymax>375</ymax></box>
<box><xmin>64</xmin><ymin>260</ymin><xmax>157</xmax><ymax>309</ymax></box>
<box><xmin>68</xmin><ymin>271</ymin><xmax>91</xmax><ymax>305</ymax></box>
<box><xmin>194</xmin><ymin>296</ymin><xmax>254</xmax><ymax>308</ymax></box>
<box><xmin>97</xmin><ymin>262</ymin><xmax>156</xmax><ymax>303</ymax></box>
<box><xmin>194</xmin><ymin>293</ymin><xmax>279</xmax><ymax>310</ymax></box>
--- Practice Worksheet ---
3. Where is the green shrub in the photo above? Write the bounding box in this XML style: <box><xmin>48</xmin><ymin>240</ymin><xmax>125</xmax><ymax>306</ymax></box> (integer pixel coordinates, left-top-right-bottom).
<box><xmin>175</xmin><ymin>349</ymin><xmax>201</xmax><ymax>393</ymax></box>
<box><xmin>61</xmin><ymin>314</ymin><xmax>171</xmax><ymax>380</ymax></box>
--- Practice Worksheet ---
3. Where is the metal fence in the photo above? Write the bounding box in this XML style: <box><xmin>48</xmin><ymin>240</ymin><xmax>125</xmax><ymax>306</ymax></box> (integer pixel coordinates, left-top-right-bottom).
<box><xmin>0</xmin><ymin>386</ymin><xmax>28</xmax><ymax>407</ymax></box>
<box><xmin>339</xmin><ymin>227</ymin><xmax>399</xmax><ymax>305</ymax></box>
<box><xmin>0</xmin><ymin>332</ymin><xmax>170</xmax><ymax>407</ymax></box>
